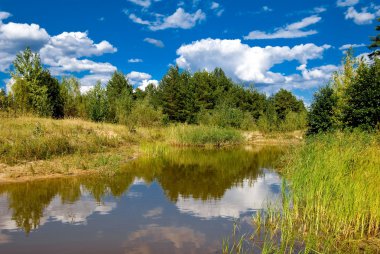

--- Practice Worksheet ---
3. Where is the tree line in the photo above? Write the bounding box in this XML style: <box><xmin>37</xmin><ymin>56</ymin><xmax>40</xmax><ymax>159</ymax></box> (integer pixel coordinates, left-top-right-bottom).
<box><xmin>0</xmin><ymin>47</ymin><xmax>307</xmax><ymax>132</ymax></box>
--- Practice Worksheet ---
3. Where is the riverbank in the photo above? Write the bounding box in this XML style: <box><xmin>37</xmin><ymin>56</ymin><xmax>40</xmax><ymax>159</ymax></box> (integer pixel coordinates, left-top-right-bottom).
<box><xmin>0</xmin><ymin>116</ymin><xmax>303</xmax><ymax>183</ymax></box>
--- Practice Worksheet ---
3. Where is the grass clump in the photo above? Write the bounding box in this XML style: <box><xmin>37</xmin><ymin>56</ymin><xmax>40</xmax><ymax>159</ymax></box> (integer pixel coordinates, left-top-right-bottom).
<box><xmin>168</xmin><ymin>125</ymin><xmax>243</xmax><ymax>146</ymax></box>
<box><xmin>234</xmin><ymin>131</ymin><xmax>380</xmax><ymax>253</ymax></box>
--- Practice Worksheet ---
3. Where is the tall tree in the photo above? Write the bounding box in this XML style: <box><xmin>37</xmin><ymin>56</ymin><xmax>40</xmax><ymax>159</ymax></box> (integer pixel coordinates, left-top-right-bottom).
<box><xmin>86</xmin><ymin>82</ymin><xmax>109</xmax><ymax>122</ymax></box>
<box><xmin>10</xmin><ymin>48</ymin><xmax>53</xmax><ymax>116</ymax></box>
<box><xmin>307</xmin><ymin>85</ymin><xmax>337</xmax><ymax>135</ymax></box>
<box><xmin>342</xmin><ymin>59</ymin><xmax>380</xmax><ymax>130</ymax></box>
<box><xmin>60</xmin><ymin>77</ymin><xmax>82</xmax><ymax>117</ymax></box>
<box><xmin>39</xmin><ymin>70</ymin><xmax>64</xmax><ymax>118</ymax></box>
<box><xmin>106</xmin><ymin>71</ymin><xmax>133</xmax><ymax>123</ymax></box>
<box><xmin>273</xmin><ymin>89</ymin><xmax>305</xmax><ymax>120</ymax></box>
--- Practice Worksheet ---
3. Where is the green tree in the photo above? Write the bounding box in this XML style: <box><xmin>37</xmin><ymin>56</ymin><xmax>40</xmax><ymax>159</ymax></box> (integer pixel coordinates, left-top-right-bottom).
<box><xmin>342</xmin><ymin>59</ymin><xmax>380</xmax><ymax>130</ymax></box>
<box><xmin>307</xmin><ymin>85</ymin><xmax>337</xmax><ymax>135</ymax></box>
<box><xmin>106</xmin><ymin>71</ymin><xmax>133</xmax><ymax>123</ymax></box>
<box><xmin>273</xmin><ymin>89</ymin><xmax>305</xmax><ymax>120</ymax></box>
<box><xmin>86</xmin><ymin>82</ymin><xmax>109</xmax><ymax>122</ymax></box>
<box><xmin>60</xmin><ymin>77</ymin><xmax>82</xmax><ymax>117</ymax></box>
<box><xmin>331</xmin><ymin>49</ymin><xmax>357</xmax><ymax>127</ymax></box>
<box><xmin>39</xmin><ymin>70</ymin><xmax>64</xmax><ymax>118</ymax></box>
<box><xmin>10</xmin><ymin>48</ymin><xmax>54</xmax><ymax>117</ymax></box>
<box><xmin>158</xmin><ymin>66</ymin><xmax>191</xmax><ymax>122</ymax></box>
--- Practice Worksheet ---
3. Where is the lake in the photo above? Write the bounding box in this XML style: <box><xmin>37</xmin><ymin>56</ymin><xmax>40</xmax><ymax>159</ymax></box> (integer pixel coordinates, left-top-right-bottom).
<box><xmin>0</xmin><ymin>146</ymin><xmax>284</xmax><ymax>253</ymax></box>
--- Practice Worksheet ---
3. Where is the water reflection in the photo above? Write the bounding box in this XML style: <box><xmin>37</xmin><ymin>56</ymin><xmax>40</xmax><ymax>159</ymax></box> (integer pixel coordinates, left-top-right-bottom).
<box><xmin>0</xmin><ymin>145</ymin><xmax>284</xmax><ymax>253</ymax></box>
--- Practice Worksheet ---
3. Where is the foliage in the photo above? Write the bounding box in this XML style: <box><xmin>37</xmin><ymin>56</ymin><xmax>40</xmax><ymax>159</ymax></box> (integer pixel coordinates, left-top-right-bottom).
<box><xmin>60</xmin><ymin>77</ymin><xmax>82</xmax><ymax>118</ymax></box>
<box><xmin>342</xmin><ymin>59</ymin><xmax>380</xmax><ymax>130</ymax></box>
<box><xmin>106</xmin><ymin>71</ymin><xmax>133</xmax><ymax>123</ymax></box>
<box><xmin>273</xmin><ymin>89</ymin><xmax>305</xmax><ymax>120</ymax></box>
<box><xmin>86</xmin><ymin>82</ymin><xmax>109</xmax><ymax>122</ymax></box>
<box><xmin>169</xmin><ymin>125</ymin><xmax>243</xmax><ymax>146</ymax></box>
<box><xmin>127</xmin><ymin>97</ymin><xmax>164</xmax><ymax>128</ymax></box>
<box><xmin>307</xmin><ymin>85</ymin><xmax>337</xmax><ymax>135</ymax></box>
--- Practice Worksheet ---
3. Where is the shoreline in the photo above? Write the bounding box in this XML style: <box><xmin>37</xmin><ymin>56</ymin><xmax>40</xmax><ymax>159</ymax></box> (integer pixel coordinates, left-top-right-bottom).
<box><xmin>0</xmin><ymin>117</ymin><xmax>303</xmax><ymax>183</ymax></box>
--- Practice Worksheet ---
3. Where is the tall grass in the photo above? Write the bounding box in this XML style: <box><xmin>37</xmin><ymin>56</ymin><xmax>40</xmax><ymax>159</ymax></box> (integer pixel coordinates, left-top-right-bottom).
<box><xmin>167</xmin><ymin>124</ymin><xmax>243</xmax><ymax>146</ymax></box>
<box><xmin>225</xmin><ymin>131</ymin><xmax>380</xmax><ymax>253</ymax></box>
<box><xmin>0</xmin><ymin>117</ymin><xmax>137</xmax><ymax>165</ymax></box>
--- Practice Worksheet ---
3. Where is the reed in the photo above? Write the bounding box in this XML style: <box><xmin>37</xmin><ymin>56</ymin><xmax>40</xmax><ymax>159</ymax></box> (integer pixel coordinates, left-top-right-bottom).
<box><xmin>225</xmin><ymin>131</ymin><xmax>380</xmax><ymax>253</ymax></box>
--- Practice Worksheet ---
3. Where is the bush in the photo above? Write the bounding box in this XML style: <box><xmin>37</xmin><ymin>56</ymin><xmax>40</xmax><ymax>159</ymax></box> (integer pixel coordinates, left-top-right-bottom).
<box><xmin>169</xmin><ymin>125</ymin><xmax>243</xmax><ymax>146</ymax></box>
<box><xmin>127</xmin><ymin>98</ymin><xmax>164</xmax><ymax>128</ymax></box>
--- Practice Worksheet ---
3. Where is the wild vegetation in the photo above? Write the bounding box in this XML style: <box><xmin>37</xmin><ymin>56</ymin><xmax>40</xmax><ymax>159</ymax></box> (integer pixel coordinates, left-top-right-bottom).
<box><xmin>0</xmin><ymin>47</ymin><xmax>307</xmax><ymax>133</ymax></box>
<box><xmin>224</xmin><ymin>23</ymin><xmax>380</xmax><ymax>254</ymax></box>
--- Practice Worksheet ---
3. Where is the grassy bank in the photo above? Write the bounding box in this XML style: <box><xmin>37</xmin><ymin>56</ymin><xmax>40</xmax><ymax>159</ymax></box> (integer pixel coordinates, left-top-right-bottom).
<box><xmin>0</xmin><ymin>117</ymin><xmax>147</xmax><ymax>181</ymax></box>
<box><xmin>227</xmin><ymin>131</ymin><xmax>380</xmax><ymax>253</ymax></box>
<box><xmin>0</xmin><ymin>116</ymin><xmax>303</xmax><ymax>182</ymax></box>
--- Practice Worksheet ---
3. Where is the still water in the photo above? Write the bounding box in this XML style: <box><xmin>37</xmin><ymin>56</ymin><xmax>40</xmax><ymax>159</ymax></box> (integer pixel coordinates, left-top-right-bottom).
<box><xmin>0</xmin><ymin>146</ymin><xmax>284</xmax><ymax>253</ymax></box>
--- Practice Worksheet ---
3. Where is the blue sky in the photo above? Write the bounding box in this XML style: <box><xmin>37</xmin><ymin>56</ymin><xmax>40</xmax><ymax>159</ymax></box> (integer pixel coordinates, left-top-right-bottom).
<box><xmin>0</xmin><ymin>0</ymin><xmax>379</xmax><ymax>103</ymax></box>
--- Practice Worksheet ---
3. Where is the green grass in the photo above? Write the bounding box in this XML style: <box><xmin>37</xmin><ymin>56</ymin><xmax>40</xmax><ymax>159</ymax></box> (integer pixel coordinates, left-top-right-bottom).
<box><xmin>224</xmin><ymin>131</ymin><xmax>380</xmax><ymax>253</ymax></box>
<box><xmin>167</xmin><ymin>124</ymin><xmax>243</xmax><ymax>147</ymax></box>
<box><xmin>0</xmin><ymin>117</ymin><xmax>138</xmax><ymax>165</ymax></box>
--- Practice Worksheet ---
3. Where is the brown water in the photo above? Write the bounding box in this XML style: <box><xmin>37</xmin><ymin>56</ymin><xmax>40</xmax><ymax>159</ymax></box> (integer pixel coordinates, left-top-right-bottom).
<box><xmin>0</xmin><ymin>146</ymin><xmax>284</xmax><ymax>254</ymax></box>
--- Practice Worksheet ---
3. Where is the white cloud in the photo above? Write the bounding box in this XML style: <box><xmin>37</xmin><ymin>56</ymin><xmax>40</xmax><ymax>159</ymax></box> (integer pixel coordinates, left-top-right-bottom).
<box><xmin>39</xmin><ymin>31</ymin><xmax>117</xmax><ymax>75</ymax></box>
<box><xmin>313</xmin><ymin>6</ymin><xmax>327</xmax><ymax>13</ymax></box>
<box><xmin>127</xmin><ymin>71</ymin><xmax>152</xmax><ymax>83</ymax></box>
<box><xmin>176</xmin><ymin>38</ymin><xmax>331</xmax><ymax>84</ymax></box>
<box><xmin>79</xmin><ymin>73</ymin><xmax>113</xmax><ymax>93</ymax></box>
<box><xmin>339</xmin><ymin>43</ymin><xmax>366</xmax><ymax>51</ymax></box>
<box><xmin>337</xmin><ymin>0</ymin><xmax>359</xmax><ymax>7</ymax></box>
<box><xmin>0</xmin><ymin>13</ymin><xmax>117</xmax><ymax>83</ymax></box>
<box><xmin>296</xmin><ymin>64</ymin><xmax>339</xmax><ymax>81</ymax></box>
<box><xmin>127</xmin><ymin>0</ymin><xmax>151</xmax><ymax>8</ymax></box>
<box><xmin>126</xmin><ymin>71</ymin><xmax>158</xmax><ymax>90</ymax></box>
<box><xmin>138</xmin><ymin>79</ymin><xmax>159</xmax><ymax>91</ymax></box>
<box><xmin>176</xmin><ymin>173</ymin><xmax>282</xmax><ymax>219</ymax></box>
<box><xmin>244</xmin><ymin>15</ymin><xmax>321</xmax><ymax>40</ymax></box>
<box><xmin>129</xmin><ymin>13</ymin><xmax>151</xmax><ymax>25</ymax></box>
<box><xmin>129</xmin><ymin>8</ymin><xmax>206</xmax><ymax>31</ymax></box>
<box><xmin>128</xmin><ymin>58</ymin><xmax>143</xmax><ymax>63</ymax></box>
<box><xmin>210</xmin><ymin>2</ymin><xmax>220</xmax><ymax>10</ymax></box>
<box><xmin>0</xmin><ymin>11</ymin><xmax>12</xmax><ymax>21</ymax></box>
<box><xmin>144</xmin><ymin>37</ymin><xmax>164</xmax><ymax>47</ymax></box>
<box><xmin>0</xmin><ymin>14</ymin><xmax>50</xmax><ymax>72</ymax></box>
<box><xmin>345</xmin><ymin>7</ymin><xmax>376</xmax><ymax>25</ymax></box>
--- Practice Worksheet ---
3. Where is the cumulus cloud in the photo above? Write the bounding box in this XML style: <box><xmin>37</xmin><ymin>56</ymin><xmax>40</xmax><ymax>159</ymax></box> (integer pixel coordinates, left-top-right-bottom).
<box><xmin>0</xmin><ymin>13</ymin><xmax>117</xmax><ymax>90</ymax></box>
<box><xmin>345</xmin><ymin>7</ymin><xmax>376</xmax><ymax>25</ymax></box>
<box><xmin>337</xmin><ymin>0</ymin><xmax>359</xmax><ymax>7</ymax></box>
<box><xmin>244</xmin><ymin>15</ymin><xmax>321</xmax><ymax>40</ymax></box>
<box><xmin>176</xmin><ymin>38</ymin><xmax>331</xmax><ymax>84</ymax></box>
<box><xmin>126</xmin><ymin>71</ymin><xmax>159</xmax><ymax>90</ymax></box>
<box><xmin>39</xmin><ymin>31</ymin><xmax>117</xmax><ymax>75</ymax></box>
<box><xmin>0</xmin><ymin>13</ymin><xmax>50</xmax><ymax>72</ymax></box>
<box><xmin>144</xmin><ymin>37</ymin><xmax>164</xmax><ymax>47</ymax></box>
<box><xmin>129</xmin><ymin>8</ymin><xmax>206</xmax><ymax>30</ymax></box>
